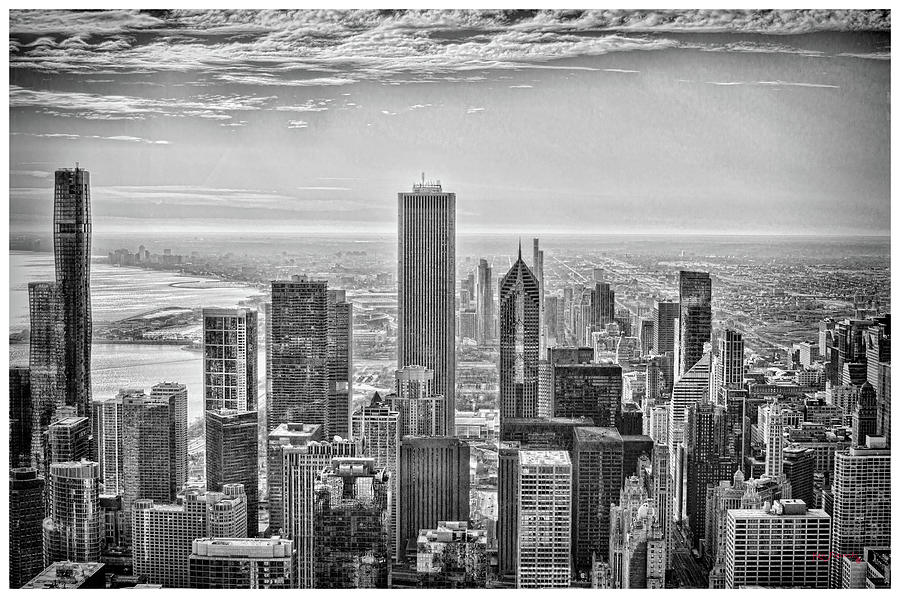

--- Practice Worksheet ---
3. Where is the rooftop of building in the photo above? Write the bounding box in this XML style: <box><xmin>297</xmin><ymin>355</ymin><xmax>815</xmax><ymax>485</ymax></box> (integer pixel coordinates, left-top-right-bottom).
<box><xmin>728</xmin><ymin>499</ymin><xmax>829</xmax><ymax>520</ymax></box>
<box><xmin>573</xmin><ymin>426</ymin><xmax>623</xmax><ymax>443</ymax></box>
<box><xmin>504</xmin><ymin>416</ymin><xmax>595</xmax><ymax>427</ymax></box>
<box><xmin>21</xmin><ymin>562</ymin><xmax>105</xmax><ymax>589</ymax></box>
<box><xmin>519</xmin><ymin>449</ymin><xmax>571</xmax><ymax>466</ymax></box>
<box><xmin>268</xmin><ymin>422</ymin><xmax>324</xmax><ymax>439</ymax></box>
<box><xmin>51</xmin><ymin>416</ymin><xmax>88</xmax><ymax>427</ymax></box>
<box><xmin>192</xmin><ymin>537</ymin><xmax>294</xmax><ymax>559</ymax></box>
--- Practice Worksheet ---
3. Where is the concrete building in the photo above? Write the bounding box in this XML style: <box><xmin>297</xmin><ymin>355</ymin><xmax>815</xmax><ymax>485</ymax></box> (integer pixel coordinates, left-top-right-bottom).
<box><xmin>92</xmin><ymin>389</ymin><xmax>142</xmax><ymax>496</ymax></box>
<box><xmin>388</xmin><ymin>365</ymin><xmax>445</xmax><ymax>436</ymax></box>
<box><xmin>189</xmin><ymin>537</ymin><xmax>295</xmax><ymax>589</ymax></box>
<box><xmin>398</xmin><ymin>180</ymin><xmax>457</xmax><ymax>434</ymax></box>
<box><xmin>201</xmin><ymin>307</ymin><xmax>258</xmax><ymax>412</ymax></box>
<box><xmin>265</xmin><ymin>422</ymin><xmax>323</xmax><ymax>536</ymax></box>
<box><xmin>609</xmin><ymin>476</ymin><xmax>665</xmax><ymax>588</ymax></box>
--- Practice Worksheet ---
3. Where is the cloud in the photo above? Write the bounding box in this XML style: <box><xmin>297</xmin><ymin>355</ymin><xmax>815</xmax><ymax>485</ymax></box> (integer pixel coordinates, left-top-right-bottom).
<box><xmin>287</xmin><ymin>120</ymin><xmax>308</xmax><ymax>128</ymax></box>
<box><xmin>509</xmin><ymin>84</ymin><xmax>533</xmax><ymax>88</ymax></box>
<box><xmin>703</xmin><ymin>80</ymin><xmax>839</xmax><ymax>89</ymax></box>
<box><xmin>466</xmin><ymin>107</ymin><xmax>485</xmax><ymax>114</ymax></box>
<box><xmin>296</xmin><ymin>186</ymin><xmax>352</xmax><ymax>191</ymax></box>
<box><xmin>603</xmin><ymin>68</ymin><xmax>640</xmax><ymax>74</ymax></box>
<box><xmin>11</xmin><ymin>131</ymin><xmax>172</xmax><ymax>144</ymax></box>
<box><xmin>10</xmin><ymin>169</ymin><xmax>51</xmax><ymax>178</ymax></box>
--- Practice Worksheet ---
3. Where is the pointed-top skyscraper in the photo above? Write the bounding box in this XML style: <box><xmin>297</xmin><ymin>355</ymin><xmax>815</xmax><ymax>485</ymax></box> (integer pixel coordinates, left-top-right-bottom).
<box><xmin>398</xmin><ymin>178</ymin><xmax>456</xmax><ymax>434</ymax></box>
<box><xmin>499</xmin><ymin>243</ymin><xmax>541</xmax><ymax>426</ymax></box>
<box><xmin>54</xmin><ymin>166</ymin><xmax>92</xmax><ymax>417</ymax></box>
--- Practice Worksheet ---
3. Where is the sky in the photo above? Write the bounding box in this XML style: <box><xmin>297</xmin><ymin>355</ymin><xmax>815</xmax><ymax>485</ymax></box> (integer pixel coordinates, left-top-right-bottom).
<box><xmin>8</xmin><ymin>9</ymin><xmax>891</xmax><ymax>236</ymax></box>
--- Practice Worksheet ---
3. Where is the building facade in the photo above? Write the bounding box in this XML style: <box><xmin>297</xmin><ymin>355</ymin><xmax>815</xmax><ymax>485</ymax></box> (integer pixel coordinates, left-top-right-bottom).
<box><xmin>202</xmin><ymin>307</ymin><xmax>258</xmax><ymax>412</ymax></box>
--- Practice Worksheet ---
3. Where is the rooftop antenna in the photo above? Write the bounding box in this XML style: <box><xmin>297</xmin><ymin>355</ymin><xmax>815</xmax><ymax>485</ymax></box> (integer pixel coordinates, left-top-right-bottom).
<box><xmin>518</xmin><ymin>238</ymin><xmax>522</xmax><ymax>261</ymax></box>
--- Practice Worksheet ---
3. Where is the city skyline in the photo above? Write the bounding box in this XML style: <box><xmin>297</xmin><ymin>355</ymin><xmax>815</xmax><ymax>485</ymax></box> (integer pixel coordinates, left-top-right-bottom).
<box><xmin>9</xmin><ymin>9</ymin><xmax>891</xmax><ymax>237</ymax></box>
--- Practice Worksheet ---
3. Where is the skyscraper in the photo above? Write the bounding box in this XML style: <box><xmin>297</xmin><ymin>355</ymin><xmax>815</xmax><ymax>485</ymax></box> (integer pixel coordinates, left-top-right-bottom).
<box><xmin>517</xmin><ymin>450</ymin><xmax>572</xmax><ymax>588</ymax></box>
<box><xmin>499</xmin><ymin>244</ymin><xmax>541</xmax><ymax>427</ymax></box>
<box><xmin>264</xmin><ymin>422</ymin><xmax>324</xmax><ymax>537</ymax></box>
<box><xmin>28</xmin><ymin>281</ymin><xmax>64</xmax><ymax>470</ymax></box>
<box><xmin>202</xmin><ymin>307</ymin><xmax>258</xmax><ymax>412</ymax></box>
<box><xmin>829</xmin><ymin>437</ymin><xmax>890</xmax><ymax>588</ymax></box>
<box><xmin>684</xmin><ymin>402</ymin><xmax>734</xmax><ymax>546</ymax></box>
<box><xmin>851</xmin><ymin>381</ymin><xmax>877</xmax><ymax>446</ymax></box>
<box><xmin>10</xmin><ymin>367</ymin><xmax>32</xmax><ymax>468</ymax></box>
<box><xmin>653</xmin><ymin>301</ymin><xmax>679</xmax><ymax>357</ymax></box>
<box><xmin>48</xmin><ymin>416</ymin><xmax>91</xmax><ymax>463</ymax></box>
<box><xmin>313</xmin><ymin>457</ymin><xmax>391</xmax><ymax>588</ymax></box>
<box><xmin>553</xmin><ymin>363</ymin><xmax>622</xmax><ymax>427</ymax></box>
<box><xmin>266</xmin><ymin>276</ymin><xmax>329</xmax><ymax>433</ymax></box>
<box><xmin>609</xmin><ymin>476</ymin><xmax>666</xmax><ymax>589</ymax></box>
<box><xmin>592</xmin><ymin>282</ymin><xmax>615</xmax><ymax>328</ymax></box>
<box><xmin>42</xmin><ymin>460</ymin><xmax>101</xmax><ymax>565</ymax></box>
<box><xmin>205</xmin><ymin>410</ymin><xmax>259</xmax><ymax>537</ymax></box>
<box><xmin>713</xmin><ymin>329</ymin><xmax>744</xmax><ymax>401</ymax></box>
<box><xmin>533</xmin><ymin>238</ymin><xmax>546</xmax><ymax>356</ymax></box>
<box><xmin>91</xmin><ymin>389</ymin><xmax>140</xmax><ymax>496</ymax></box>
<box><xmin>782</xmin><ymin>445</ymin><xmax>815</xmax><ymax>509</ymax></box>
<box><xmin>398</xmin><ymin>436</ymin><xmax>470</xmax><ymax>561</ymax></box>
<box><xmin>763</xmin><ymin>399</ymin><xmax>787</xmax><ymax>479</ymax></box>
<box><xmin>668</xmin><ymin>352</ymin><xmax>710</xmax><ymax>522</ymax></box>
<box><xmin>677</xmin><ymin>271</ymin><xmax>712</xmax><ymax>378</ymax></box>
<box><xmin>389</xmin><ymin>365</ymin><xmax>445</xmax><ymax>436</ymax></box>
<box><xmin>54</xmin><ymin>166</ymin><xmax>92</xmax><ymax>418</ymax></box>
<box><xmin>326</xmin><ymin>289</ymin><xmax>353</xmax><ymax>439</ymax></box>
<box><xmin>475</xmin><ymin>258</ymin><xmax>495</xmax><ymax>345</ymax></box>
<box><xmin>398</xmin><ymin>180</ymin><xmax>456</xmax><ymax>434</ymax></box>
<box><xmin>9</xmin><ymin>467</ymin><xmax>45</xmax><ymax>588</ymax></box>
<box><xmin>189</xmin><ymin>538</ymin><xmax>296</xmax><ymax>589</ymax></box>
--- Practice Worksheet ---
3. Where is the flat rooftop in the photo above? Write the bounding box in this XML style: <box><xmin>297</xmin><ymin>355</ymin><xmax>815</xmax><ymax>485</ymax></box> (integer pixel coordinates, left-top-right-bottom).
<box><xmin>519</xmin><ymin>450</ymin><xmax>571</xmax><ymax>466</ymax></box>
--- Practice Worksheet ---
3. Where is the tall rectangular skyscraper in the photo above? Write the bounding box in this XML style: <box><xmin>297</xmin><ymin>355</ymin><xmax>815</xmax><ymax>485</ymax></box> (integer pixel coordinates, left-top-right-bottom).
<box><xmin>43</xmin><ymin>461</ymin><xmax>102</xmax><ymax>565</ymax></box>
<box><xmin>202</xmin><ymin>308</ymin><xmax>258</xmax><ymax>412</ymax></box>
<box><xmin>206</xmin><ymin>410</ymin><xmax>259</xmax><ymax>537</ymax></box>
<box><xmin>677</xmin><ymin>271</ymin><xmax>712</xmax><ymax>378</ymax></box>
<box><xmin>91</xmin><ymin>388</ymin><xmax>141</xmax><ymax>496</ymax></box>
<box><xmin>28</xmin><ymin>281</ymin><xmax>64</xmax><ymax>470</ymax></box>
<box><xmin>553</xmin><ymin>363</ymin><xmax>622</xmax><ymax>427</ymax></box>
<box><xmin>54</xmin><ymin>166</ymin><xmax>92</xmax><ymax>418</ymax></box>
<box><xmin>326</xmin><ymin>289</ymin><xmax>353</xmax><ymax>439</ymax></box>
<box><xmin>9</xmin><ymin>467</ymin><xmax>45</xmax><ymax>588</ymax></box>
<box><xmin>265</xmin><ymin>422</ymin><xmax>324</xmax><ymax>537</ymax></box>
<box><xmin>499</xmin><ymin>247</ymin><xmax>541</xmax><ymax>427</ymax></box>
<box><xmin>592</xmin><ymin>282</ymin><xmax>615</xmax><ymax>328</ymax></box>
<box><xmin>266</xmin><ymin>276</ymin><xmax>329</xmax><ymax>433</ymax></box>
<box><xmin>653</xmin><ymin>301</ymin><xmax>679</xmax><ymax>356</ymax></box>
<box><xmin>10</xmin><ymin>367</ymin><xmax>32</xmax><ymax>468</ymax></box>
<box><xmin>714</xmin><ymin>329</ymin><xmax>744</xmax><ymax>401</ymax></box>
<box><xmin>389</xmin><ymin>365</ymin><xmax>445</xmax><ymax>436</ymax></box>
<box><xmin>475</xmin><ymin>258</ymin><xmax>495</xmax><ymax>345</ymax></box>
<box><xmin>398</xmin><ymin>180</ymin><xmax>456</xmax><ymax>433</ymax></box>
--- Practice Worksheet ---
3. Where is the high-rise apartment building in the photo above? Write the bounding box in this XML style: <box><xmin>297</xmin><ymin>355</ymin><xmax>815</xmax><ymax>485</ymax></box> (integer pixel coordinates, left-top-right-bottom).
<box><xmin>28</xmin><ymin>281</ymin><xmax>64</xmax><ymax>470</ymax></box>
<box><xmin>202</xmin><ymin>308</ymin><xmax>258</xmax><ymax>412</ymax></box>
<box><xmin>131</xmin><ymin>485</ymin><xmax>247</xmax><ymax>588</ymax></box>
<box><xmin>517</xmin><ymin>450</ymin><xmax>572</xmax><ymax>588</ymax></box>
<box><xmin>313</xmin><ymin>457</ymin><xmax>391</xmax><ymax>588</ymax></box>
<box><xmin>475</xmin><ymin>258</ymin><xmax>495</xmax><ymax>345</ymax></box>
<box><xmin>677</xmin><ymin>271</ymin><xmax>712</xmax><ymax>378</ymax></box>
<box><xmin>572</xmin><ymin>426</ymin><xmax>624</xmax><ymax>578</ymax></box>
<box><xmin>9</xmin><ymin>467</ymin><xmax>45</xmax><ymax>588</ymax></box>
<box><xmin>266</xmin><ymin>276</ymin><xmax>329</xmax><ymax>433</ymax></box>
<box><xmin>189</xmin><ymin>538</ymin><xmax>296</xmax><ymax>589</ymax></box>
<box><xmin>724</xmin><ymin>499</ymin><xmax>830</xmax><ymax>589</ymax></box>
<box><xmin>829</xmin><ymin>437</ymin><xmax>890</xmax><ymax>588</ymax></box>
<box><xmin>389</xmin><ymin>365</ymin><xmax>445</xmax><ymax>436</ymax></box>
<box><xmin>398</xmin><ymin>180</ymin><xmax>456</xmax><ymax>433</ymax></box>
<box><xmin>553</xmin><ymin>363</ymin><xmax>622</xmax><ymax>427</ymax></box>
<box><xmin>205</xmin><ymin>410</ymin><xmax>259</xmax><ymax>536</ymax></box>
<box><xmin>265</xmin><ymin>422</ymin><xmax>324</xmax><ymax>536</ymax></box>
<box><xmin>54</xmin><ymin>167</ymin><xmax>92</xmax><ymax>418</ymax></box>
<box><xmin>122</xmin><ymin>383</ymin><xmax>188</xmax><ymax>513</ymax></box>
<box><xmin>499</xmin><ymin>245</ymin><xmax>541</xmax><ymax>427</ymax></box>
<box><xmin>326</xmin><ymin>289</ymin><xmax>353</xmax><ymax>439</ymax></box>
<box><xmin>43</xmin><ymin>461</ymin><xmax>101</xmax><ymax>565</ymax></box>
<box><xmin>91</xmin><ymin>389</ymin><xmax>141</xmax><ymax>496</ymax></box>
<box><xmin>398</xmin><ymin>436</ymin><xmax>470</xmax><ymax>561</ymax></box>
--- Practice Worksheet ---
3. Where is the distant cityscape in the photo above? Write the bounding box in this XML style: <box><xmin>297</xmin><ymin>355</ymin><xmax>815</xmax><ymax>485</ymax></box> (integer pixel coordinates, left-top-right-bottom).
<box><xmin>7</xmin><ymin>168</ymin><xmax>891</xmax><ymax>589</ymax></box>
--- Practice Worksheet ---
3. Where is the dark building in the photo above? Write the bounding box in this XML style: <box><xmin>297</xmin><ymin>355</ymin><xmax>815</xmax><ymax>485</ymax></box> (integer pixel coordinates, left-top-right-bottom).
<box><xmin>592</xmin><ymin>282</ymin><xmax>615</xmax><ymax>328</ymax></box>
<box><xmin>499</xmin><ymin>244</ymin><xmax>541</xmax><ymax>427</ymax></box>
<box><xmin>398</xmin><ymin>437</ymin><xmax>470</xmax><ymax>562</ymax></box>
<box><xmin>206</xmin><ymin>410</ymin><xmax>259</xmax><ymax>537</ymax></box>
<box><xmin>327</xmin><ymin>290</ymin><xmax>353</xmax><ymax>439</ymax></box>
<box><xmin>28</xmin><ymin>281</ymin><xmax>64</xmax><ymax>471</ymax></box>
<box><xmin>48</xmin><ymin>416</ymin><xmax>91</xmax><ymax>463</ymax></box>
<box><xmin>10</xmin><ymin>367</ymin><xmax>32</xmax><ymax>468</ymax></box>
<box><xmin>21</xmin><ymin>562</ymin><xmax>106</xmax><ymax>589</ymax></box>
<box><xmin>684</xmin><ymin>403</ymin><xmax>735</xmax><ymax>548</ymax></box>
<box><xmin>54</xmin><ymin>167</ymin><xmax>92</xmax><ymax>418</ymax></box>
<box><xmin>189</xmin><ymin>538</ymin><xmax>296</xmax><ymax>589</ymax></box>
<box><xmin>782</xmin><ymin>446</ymin><xmax>815</xmax><ymax>509</ymax></box>
<box><xmin>621</xmin><ymin>435</ymin><xmax>654</xmax><ymax>483</ymax></box>
<box><xmin>653</xmin><ymin>301</ymin><xmax>679</xmax><ymax>357</ymax></box>
<box><xmin>497</xmin><ymin>443</ymin><xmax>520</xmax><ymax>579</ymax></box>
<box><xmin>572</xmin><ymin>427</ymin><xmax>623</xmax><ymax>579</ymax></box>
<box><xmin>553</xmin><ymin>363</ymin><xmax>622</xmax><ymax>427</ymax></box>
<box><xmin>852</xmin><ymin>382</ymin><xmax>878</xmax><ymax>446</ymax></box>
<box><xmin>266</xmin><ymin>276</ymin><xmax>329</xmax><ymax>433</ymax></box>
<box><xmin>313</xmin><ymin>457</ymin><xmax>390</xmax><ymax>588</ymax></box>
<box><xmin>677</xmin><ymin>271</ymin><xmax>712</xmax><ymax>377</ymax></box>
<box><xmin>499</xmin><ymin>416</ymin><xmax>594</xmax><ymax>451</ymax></box>
<box><xmin>9</xmin><ymin>467</ymin><xmax>45</xmax><ymax>588</ymax></box>
<box><xmin>398</xmin><ymin>181</ymin><xmax>457</xmax><ymax>434</ymax></box>
<box><xmin>99</xmin><ymin>494</ymin><xmax>130</xmax><ymax>575</ymax></box>
<box><xmin>618</xmin><ymin>403</ymin><xmax>644</xmax><ymax>435</ymax></box>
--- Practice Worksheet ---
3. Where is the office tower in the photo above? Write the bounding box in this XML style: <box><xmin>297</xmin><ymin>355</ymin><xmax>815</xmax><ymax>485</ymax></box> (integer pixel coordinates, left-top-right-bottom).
<box><xmin>313</xmin><ymin>457</ymin><xmax>390</xmax><ymax>588</ymax></box>
<box><xmin>498</xmin><ymin>244</ymin><xmax>541</xmax><ymax>426</ymax></box>
<box><xmin>326</xmin><ymin>290</ymin><xmax>353</xmax><ymax>439</ymax></box>
<box><xmin>639</xmin><ymin>319</ymin><xmax>655</xmax><ymax>355</ymax></box>
<box><xmin>851</xmin><ymin>382</ymin><xmax>877</xmax><ymax>446</ymax></box>
<box><xmin>553</xmin><ymin>363</ymin><xmax>622</xmax><ymax>427</ymax></box>
<box><xmin>267</xmin><ymin>275</ymin><xmax>329</xmax><ymax>433</ymax></box>
<box><xmin>9</xmin><ymin>467</ymin><xmax>45</xmax><ymax>588</ymax></box>
<box><xmin>351</xmin><ymin>393</ymin><xmax>400</xmax><ymax>555</ymax></box>
<box><xmin>725</xmin><ymin>499</ymin><xmax>830</xmax><ymax>588</ymax></box>
<box><xmin>651</xmin><ymin>444</ymin><xmax>673</xmax><ymax>568</ymax></box>
<box><xmin>281</xmin><ymin>437</ymin><xmax>358</xmax><ymax>588</ymax></box>
<box><xmin>206</xmin><ymin>410</ymin><xmax>259</xmax><ymax>536</ymax></box>
<box><xmin>500</xmin><ymin>416</ymin><xmax>593</xmax><ymax>450</ymax></box>
<box><xmin>398</xmin><ymin>436</ymin><xmax>470</xmax><ymax>561</ymax></box>
<box><xmin>131</xmin><ymin>486</ymin><xmax>247</xmax><ymax>588</ymax></box>
<box><xmin>782</xmin><ymin>446</ymin><xmax>815</xmax><ymax>509</ymax></box>
<box><xmin>265</xmin><ymin>422</ymin><xmax>323</xmax><ymax>536</ymax></box>
<box><xmin>541</xmin><ymin>346</ymin><xmax>594</xmax><ymax>418</ymax></box>
<box><xmin>684</xmin><ymin>402</ymin><xmax>734</xmax><ymax>547</ymax></box>
<box><xmin>763</xmin><ymin>399</ymin><xmax>787</xmax><ymax>479</ymax></box>
<box><xmin>592</xmin><ymin>282</ymin><xmax>615</xmax><ymax>328</ymax></box>
<box><xmin>799</xmin><ymin>342</ymin><xmax>820</xmax><ymax>367</ymax></box>
<box><xmin>21</xmin><ymin>562</ymin><xmax>106</xmax><ymax>589</ymax></box>
<box><xmin>10</xmin><ymin>367</ymin><xmax>32</xmax><ymax>468</ymax></box>
<box><xmin>533</xmin><ymin>238</ymin><xmax>545</xmax><ymax>357</ymax></box>
<box><xmin>706</xmin><ymin>471</ymin><xmax>765</xmax><ymax>587</ymax></box>
<box><xmin>876</xmin><ymin>362</ymin><xmax>890</xmax><ymax>443</ymax></box>
<box><xmin>189</xmin><ymin>538</ymin><xmax>296</xmax><ymax>589</ymax></box>
<box><xmin>91</xmin><ymin>389</ymin><xmax>140</xmax><ymax>496</ymax></box>
<box><xmin>829</xmin><ymin>437</ymin><xmax>890</xmax><ymax>588</ymax></box>
<box><xmin>714</xmin><ymin>329</ymin><xmax>744</xmax><ymax>400</ymax></box>
<box><xmin>28</xmin><ymin>281</ymin><xmax>64</xmax><ymax>469</ymax></box>
<box><xmin>572</xmin><ymin>427</ymin><xmax>624</xmax><ymax>578</ymax></box>
<box><xmin>48</xmin><ymin>416</ymin><xmax>91</xmax><ymax>463</ymax></box>
<box><xmin>202</xmin><ymin>308</ymin><xmax>258</xmax><ymax>412</ymax></box>
<box><xmin>609</xmin><ymin>476</ymin><xmax>666</xmax><ymax>589</ymax></box>
<box><xmin>545</xmin><ymin>295</ymin><xmax>560</xmax><ymax>345</ymax></box>
<box><xmin>653</xmin><ymin>301</ymin><xmax>679</xmax><ymax>357</ymax></box>
<box><xmin>122</xmin><ymin>383</ymin><xmax>188</xmax><ymax>513</ymax></box>
<box><xmin>864</xmin><ymin>316</ymin><xmax>890</xmax><ymax>384</ymax></box>
<box><xmin>668</xmin><ymin>352</ymin><xmax>710</xmax><ymax>449</ymax></box>
<box><xmin>414</xmin><ymin>521</ymin><xmax>488</xmax><ymax>587</ymax></box>
<box><xmin>648</xmin><ymin>404</ymin><xmax>669</xmax><ymax>445</ymax></box>
<box><xmin>516</xmin><ymin>450</ymin><xmax>572</xmax><ymax>588</ymax></box>
<box><xmin>497</xmin><ymin>443</ymin><xmax>520</xmax><ymax>578</ymax></box>
<box><xmin>677</xmin><ymin>271</ymin><xmax>712</xmax><ymax>378</ymax></box>
<box><xmin>475</xmin><ymin>258</ymin><xmax>495</xmax><ymax>345</ymax></box>
<box><xmin>398</xmin><ymin>180</ymin><xmax>456</xmax><ymax>434</ymax></box>
<box><xmin>619</xmin><ymin>403</ymin><xmax>644</xmax><ymax>435</ymax></box>
<box><xmin>389</xmin><ymin>365</ymin><xmax>445</xmax><ymax>436</ymax></box>
<box><xmin>43</xmin><ymin>461</ymin><xmax>101</xmax><ymax>565</ymax></box>
<box><xmin>54</xmin><ymin>167</ymin><xmax>92</xmax><ymax>418</ymax></box>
